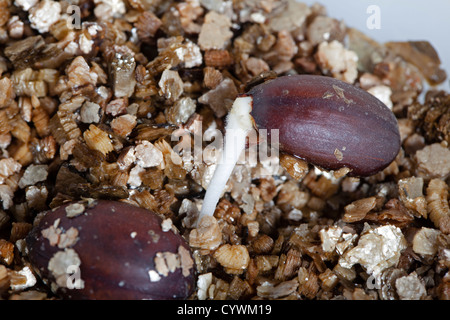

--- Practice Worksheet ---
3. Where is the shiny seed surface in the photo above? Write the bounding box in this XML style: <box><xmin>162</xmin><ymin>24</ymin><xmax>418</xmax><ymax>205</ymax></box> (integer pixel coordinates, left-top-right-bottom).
<box><xmin>248</xmin><ymin>75</ymin><xmax>401</xmax><ymax>176</ymax></box>
<box><xmin>26</xmin><ymin>200</ymin><xmax>196</xmax><ymax>300</ymax></box>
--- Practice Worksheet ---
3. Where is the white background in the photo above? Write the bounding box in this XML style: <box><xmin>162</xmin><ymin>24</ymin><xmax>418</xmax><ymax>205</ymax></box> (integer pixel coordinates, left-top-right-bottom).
<box><xmin>300</xmin><ymin>0</ymin><xmax>450</xmax><ymax>92</ymax></box>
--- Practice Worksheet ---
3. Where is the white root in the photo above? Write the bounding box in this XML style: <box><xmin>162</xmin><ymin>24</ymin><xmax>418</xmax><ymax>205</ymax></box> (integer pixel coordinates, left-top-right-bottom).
<box><xmin>197</xmin><ymin>96</ymin><xmax>254</xmax><ymax>225</ymax></box>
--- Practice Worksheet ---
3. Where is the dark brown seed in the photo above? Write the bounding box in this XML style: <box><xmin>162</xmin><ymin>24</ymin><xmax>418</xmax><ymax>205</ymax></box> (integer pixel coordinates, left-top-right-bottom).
<box><xmin>248</xmin><ymin>75</ymin><xmax>401</xmax><ymax>176</ymax></box>
<box><xmin>26</xmin><ymin>200</ymin><xmax>196</xmax><ymax>300</ymax></box>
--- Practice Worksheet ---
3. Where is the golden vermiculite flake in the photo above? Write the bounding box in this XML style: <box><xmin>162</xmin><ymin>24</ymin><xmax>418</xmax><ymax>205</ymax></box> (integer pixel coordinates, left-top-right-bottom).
<box><xmin>83</xmin><ymin>124</ymin><xmax>114</xmax><ymax>156</ymax></box>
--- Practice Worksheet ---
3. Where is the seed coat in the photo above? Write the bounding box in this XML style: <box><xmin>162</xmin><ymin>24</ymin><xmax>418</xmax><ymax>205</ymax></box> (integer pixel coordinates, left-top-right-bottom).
<box><xmin>248</xmin><ymin>75</ymin><xmax>401</xmax><ymax>176</ymax></box>
<box><xmin>26</xmin><ymin>200</ymin><xmax>196</xmax><ymax>300</ymax></box>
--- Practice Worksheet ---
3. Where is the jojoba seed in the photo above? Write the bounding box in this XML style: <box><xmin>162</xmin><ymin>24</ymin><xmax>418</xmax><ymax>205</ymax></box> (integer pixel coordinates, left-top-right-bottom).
<box><xmin>248</xmin><ymin>75</ymin><xmax>401</xmax><ymax>176</ymax></box>
<box><xmin>26</xmin><ymin>200</ymin><xmax>196</xmax><ymax>300</ymax></box>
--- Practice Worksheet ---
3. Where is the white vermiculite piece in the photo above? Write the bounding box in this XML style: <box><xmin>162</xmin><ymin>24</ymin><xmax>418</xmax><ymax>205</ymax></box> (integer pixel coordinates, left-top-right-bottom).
<box><xmin>197</xmin><ymin>96</ymin><xmax>254</xmax><ymax>225</ymax></box>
